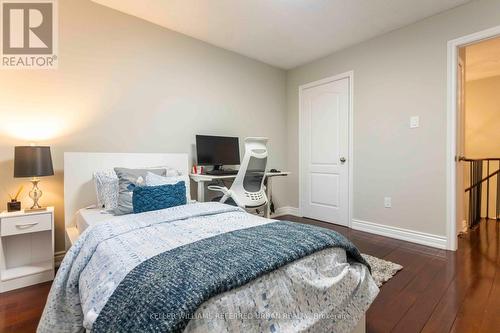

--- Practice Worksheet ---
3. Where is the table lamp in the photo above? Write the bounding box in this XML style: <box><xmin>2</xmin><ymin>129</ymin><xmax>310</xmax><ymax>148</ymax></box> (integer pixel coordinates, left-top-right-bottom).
<box><xmin>14</xmin><ymin>146</ymin><xmax>54</xmax><ymax>211</ymax></box>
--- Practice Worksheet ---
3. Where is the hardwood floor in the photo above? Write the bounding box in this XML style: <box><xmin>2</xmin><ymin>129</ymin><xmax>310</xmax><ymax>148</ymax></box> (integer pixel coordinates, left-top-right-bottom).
<box><xmin>1</xmin><ymin>217</ymin><xmax>498</xmax><ymax>333</ymax></box>
<box><xmin>279</xmin><ymin>216</ymin><xmax>499</xmax><ymax>333</ymax></box>
<box><xmin>0</xmin><ymin>280</ymin><xmax>51</xmax><ymax>333</ymax></box>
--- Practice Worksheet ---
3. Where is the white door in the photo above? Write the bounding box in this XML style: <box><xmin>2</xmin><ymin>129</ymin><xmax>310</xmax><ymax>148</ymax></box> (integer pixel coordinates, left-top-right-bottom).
<box><xmin>456</xmin><ymin>55</ymin><xmax>467</xmax><ymax>233</ymax></box>
<box><xmin>300</xmin><ymin>77</ymin><xmax>349</xmax><ymax>225</ymax></box>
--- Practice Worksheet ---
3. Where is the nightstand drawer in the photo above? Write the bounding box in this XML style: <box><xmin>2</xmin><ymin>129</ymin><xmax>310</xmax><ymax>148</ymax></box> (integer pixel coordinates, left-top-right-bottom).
<box><xmin>1</xmin><ymin>214</ymin><xmax>52</xmax><ymax>237</ymax></box>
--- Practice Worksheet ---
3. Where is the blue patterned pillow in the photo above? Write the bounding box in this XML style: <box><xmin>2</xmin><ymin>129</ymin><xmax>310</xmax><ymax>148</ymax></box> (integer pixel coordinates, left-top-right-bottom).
<box><xmin>132</xmin><ymin>182</ymin><xmax>187</xmax><ymax>214</ymax></box>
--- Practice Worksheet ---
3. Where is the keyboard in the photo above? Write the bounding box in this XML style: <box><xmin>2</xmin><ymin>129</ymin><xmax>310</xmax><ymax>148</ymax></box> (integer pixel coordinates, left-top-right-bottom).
<box><xmin>205</xmin><ymin>169</ymin><xmax>239</xmax><ymax>176</ymax></box>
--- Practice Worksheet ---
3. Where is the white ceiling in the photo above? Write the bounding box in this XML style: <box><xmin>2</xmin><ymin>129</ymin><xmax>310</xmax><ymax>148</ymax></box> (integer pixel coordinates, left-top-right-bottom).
<box><xmin>91</xmin><ymin>0</ymin><xmax>471</xmax><ymax>69</ymax></box>
<box><xmin>465</xmin><ymin>37</ymin><xmax>500</xmax><ymax>81</ymax></box>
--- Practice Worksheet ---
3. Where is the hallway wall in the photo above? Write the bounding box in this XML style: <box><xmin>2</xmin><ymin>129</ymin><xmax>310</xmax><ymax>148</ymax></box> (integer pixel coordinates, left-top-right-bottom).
<box><xmin>465</xmin><ymin>75</ymin><xmax>500</xmax><ymax>218</ymax></box>
<box><xmin>465</xmin><ymin>76</ymin><xmax>500</xmax><ymax>159</ymax></box>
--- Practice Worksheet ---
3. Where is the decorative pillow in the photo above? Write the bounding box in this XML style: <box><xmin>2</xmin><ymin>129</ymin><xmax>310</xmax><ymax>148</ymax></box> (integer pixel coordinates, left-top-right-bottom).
<box><xmin>132</xmin><ymin>182</ymin><xmax>187</xmax><ymax>214</ymax></box>
<box><xmin>93</xmin><ymin>171</ymin><xmax>119</xmax><ymax>209</ymax></box>
<box><xmin>153</xmin><ymin>167</ymin><xmax>180</xmax><ymax>177</ymax></box>
<box><xmin>113</xmin><ymin>167</ymin><xmax>166</xmax><ymax>215</ymax></box>
<box><xmin>145</xmin><ymin>172</ymin><xmax>192</xmax><ymax>202</ymax></box>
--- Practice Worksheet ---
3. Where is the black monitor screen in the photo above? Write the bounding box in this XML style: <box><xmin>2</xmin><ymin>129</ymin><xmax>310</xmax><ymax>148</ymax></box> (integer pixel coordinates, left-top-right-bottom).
<box><xmin>196</xmin><ymin>135</ymin><xmax>240</xmax><ymax>166</ymax></box>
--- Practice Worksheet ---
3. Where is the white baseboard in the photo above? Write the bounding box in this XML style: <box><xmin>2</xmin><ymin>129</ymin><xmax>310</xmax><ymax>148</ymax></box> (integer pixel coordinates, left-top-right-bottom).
<box><xmin>272</xmin><ymin>206</ymin><xmax>300</xmax><ymax>217</ymax></box>
<box><xmin>351</xmin><ymin>219</ymin><xmax>447</xmax><ymax>249</ymax></box>
<box><xmin>54</xmin><ymin>251</ymin><xmax>66</xmax><ymax>267</ymax></box>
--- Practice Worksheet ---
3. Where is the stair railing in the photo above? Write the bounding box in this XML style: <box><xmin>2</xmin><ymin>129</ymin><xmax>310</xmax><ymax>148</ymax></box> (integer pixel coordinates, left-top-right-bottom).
<box><xmin>463</xmin><ymin>158</ymin><xmax>500</xmax><ymax>228</ymax></box>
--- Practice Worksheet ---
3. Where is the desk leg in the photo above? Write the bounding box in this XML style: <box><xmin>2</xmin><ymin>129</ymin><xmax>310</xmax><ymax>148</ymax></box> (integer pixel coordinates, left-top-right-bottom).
<box><xmin>197</xmin><ymin>182</ymin><xmax>205</xmax><ymax>202</ymax></box>
<box><xmin>265</xmin><ymin>178</ymin><xmax>272</xmax><ymax>218</ymax></box>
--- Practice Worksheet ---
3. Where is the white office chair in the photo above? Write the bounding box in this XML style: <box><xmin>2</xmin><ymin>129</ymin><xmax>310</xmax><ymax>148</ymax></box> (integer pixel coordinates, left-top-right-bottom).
<box><xmin>208</xmin><ymin>137</ymin><xmax>268</xmax><ymax>210</ymax></box>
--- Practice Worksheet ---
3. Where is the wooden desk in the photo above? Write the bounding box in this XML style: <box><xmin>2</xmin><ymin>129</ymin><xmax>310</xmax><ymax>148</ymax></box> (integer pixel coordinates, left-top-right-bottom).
<box><xmin>190</xmin><ymin>171</ymin><xmax>290</xmax><ymax>218</ymax></box>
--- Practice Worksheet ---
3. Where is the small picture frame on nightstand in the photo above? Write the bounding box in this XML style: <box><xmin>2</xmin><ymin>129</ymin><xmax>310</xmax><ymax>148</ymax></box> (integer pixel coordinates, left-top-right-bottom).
<box><xmin>7</xmin><ymin>200</ymin><xmax>21</xmax><ymax>212</ymax></box>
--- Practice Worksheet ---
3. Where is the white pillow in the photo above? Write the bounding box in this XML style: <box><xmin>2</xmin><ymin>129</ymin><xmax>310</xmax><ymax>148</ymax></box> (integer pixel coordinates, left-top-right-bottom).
<box><xmin>93</xmin><ymin>171</ymin><xmax>119</xmax><ymax>209</ymax></box>
<box><xmin>150</xmin><ymin>166</ymin><xmax>180</xmax><ymax>177</ymax></box>
<box><xmin>145</xmin><ymin>172</ymin><xmax>192</xmax><ymax>202</ymax></box>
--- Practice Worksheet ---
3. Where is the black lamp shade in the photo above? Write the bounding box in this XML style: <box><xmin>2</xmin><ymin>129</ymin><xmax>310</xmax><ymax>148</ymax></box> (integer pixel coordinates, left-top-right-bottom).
<box><xmin>14</xmin><ymin>146</ymin><xmax>54</xmax><ymax>178</ymax></box>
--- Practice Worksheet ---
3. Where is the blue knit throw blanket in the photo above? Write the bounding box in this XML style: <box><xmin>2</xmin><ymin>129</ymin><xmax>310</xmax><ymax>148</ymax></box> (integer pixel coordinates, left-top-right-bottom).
<box><xmin>93</xmin><ymin>221</ymin><xmax>370</xmax><ymax>333</ymax></box>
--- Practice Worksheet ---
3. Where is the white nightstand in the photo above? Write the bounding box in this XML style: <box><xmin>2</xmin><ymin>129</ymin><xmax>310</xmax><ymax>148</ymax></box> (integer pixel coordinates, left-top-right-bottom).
<box><xmin>0</xmin><ymin>207</ymin><xmax>55</xmax><ymax>293</ymax></box>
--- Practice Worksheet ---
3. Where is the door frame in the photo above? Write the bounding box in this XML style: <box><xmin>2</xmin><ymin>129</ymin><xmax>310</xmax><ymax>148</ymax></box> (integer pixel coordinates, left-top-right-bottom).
<box><xmin>298</xmin><ymin>71</ymin><xmax>354</xmax><ymax>227</ymax></box>
<box><xmin>447</xmin><ymin>25</ymin><xmax>500</xmax><ymax>251</ymax></box>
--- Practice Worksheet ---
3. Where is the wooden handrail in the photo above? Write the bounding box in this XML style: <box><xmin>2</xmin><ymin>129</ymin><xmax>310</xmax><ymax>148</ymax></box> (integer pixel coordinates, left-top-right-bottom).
<box><xmin>463</xmin><ymin>157</ymin><xmax>500</xmax><ymax>162</ymax></box>
<box><xmin>465</xmin><ymin>168</ymin><xmax>500</xmax><ymax>192</ymax></box>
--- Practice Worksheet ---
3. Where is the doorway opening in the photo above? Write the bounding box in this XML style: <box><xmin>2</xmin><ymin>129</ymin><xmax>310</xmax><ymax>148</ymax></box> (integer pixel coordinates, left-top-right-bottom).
<box><xmin>451</xmin><ymin>32</ymin><xmax>500</xmax><ymax>250</ymax></box>
<box><xmin>459</xmin><ymin>37</ymin><xmax>500</xmax><ymax>232</ymax></box>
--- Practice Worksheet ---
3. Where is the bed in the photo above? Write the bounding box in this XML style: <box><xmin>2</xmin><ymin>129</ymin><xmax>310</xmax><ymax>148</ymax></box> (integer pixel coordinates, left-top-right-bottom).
<box><xmin>39</xmin><ymin>152</ymin><xmax>378</xmax><ymax>333</ymax></box>
<box><xmin>75</xmin><ymin>208</ymin><xmax>113</xmax><ymax>234</ymax></box>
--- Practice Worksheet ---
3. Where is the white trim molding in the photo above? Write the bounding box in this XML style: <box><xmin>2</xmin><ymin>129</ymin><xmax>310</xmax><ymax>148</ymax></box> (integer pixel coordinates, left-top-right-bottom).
<box><xmin>352</xmin><ymin>219</ymin><xmax>447</xmax><ymax>250</ymax></box>
<box><xmin>298</xmin><ymin>70</ymin><xmax>354</xmax><ymax>228</ymax></box>
<box><xmin>447</xmin><ymin>25</ymin><xmax>500</xmax><ymax>251</ymax></box>
<box><xmin>272</xmin><ymin>206</ymin><xmax>300</xmax><ymax>217</ymax></box>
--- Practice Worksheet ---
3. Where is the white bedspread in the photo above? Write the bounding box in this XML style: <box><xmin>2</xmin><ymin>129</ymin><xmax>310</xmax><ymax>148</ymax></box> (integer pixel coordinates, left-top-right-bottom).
<box><xmin>38</xmin><ymin>202</ymin><xmax>378</xmax><ymax>333</ymax></box>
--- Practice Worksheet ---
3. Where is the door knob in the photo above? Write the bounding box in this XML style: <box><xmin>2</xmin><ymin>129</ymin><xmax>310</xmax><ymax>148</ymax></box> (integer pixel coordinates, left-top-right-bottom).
<box><xmin>340</xmin><ymin>157</ymin><xmax>346</xmax><ymax>163</ymax></box>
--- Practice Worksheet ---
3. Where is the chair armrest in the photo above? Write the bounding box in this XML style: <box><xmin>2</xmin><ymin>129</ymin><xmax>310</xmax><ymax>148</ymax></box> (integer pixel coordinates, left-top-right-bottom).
<box><xmin>207</xmin><ymin>185</ymin><xmax>229</xmax><ymax>194</ymax></box>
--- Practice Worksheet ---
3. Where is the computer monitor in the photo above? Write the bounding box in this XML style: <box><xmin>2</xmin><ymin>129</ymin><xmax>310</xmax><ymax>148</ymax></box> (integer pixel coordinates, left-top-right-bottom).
<box><xmin>196</xmin><ymin>135</ymin><xmax>240</xmax><ymax>170</ymax></box>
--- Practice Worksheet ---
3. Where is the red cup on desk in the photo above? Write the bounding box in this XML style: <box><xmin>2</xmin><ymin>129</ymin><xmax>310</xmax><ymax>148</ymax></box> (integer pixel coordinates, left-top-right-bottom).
<box><xmin>192</xmin><ymin>165</ymin><xmax>203</xmax><ymax>175</ymax></box>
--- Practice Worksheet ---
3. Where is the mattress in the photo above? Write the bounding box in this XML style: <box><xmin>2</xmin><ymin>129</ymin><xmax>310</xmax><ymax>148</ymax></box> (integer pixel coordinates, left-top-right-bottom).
<box><xmin>75</xmin><ymin>208</ymin><xmax>116</xmax><ymax>234</ymax></box>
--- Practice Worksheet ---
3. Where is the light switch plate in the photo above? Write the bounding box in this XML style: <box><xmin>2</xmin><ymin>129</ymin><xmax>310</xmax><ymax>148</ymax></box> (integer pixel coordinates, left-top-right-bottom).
<box><xmin>410</xmin><ymin>116</ymin><xmax>419</xmax><ymax>128</ymax></box>
<box><xmin>384</xmin><ymin>197</ymin><xmax>392</xmax><ymax>208</ymax></box>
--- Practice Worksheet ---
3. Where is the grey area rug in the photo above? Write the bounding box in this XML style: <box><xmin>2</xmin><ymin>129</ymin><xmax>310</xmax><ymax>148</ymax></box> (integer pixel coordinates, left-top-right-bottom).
<box><xmin>362</xmin><ymin>253</ymin><xmax>403</xmax><ymax>287</ymax></box>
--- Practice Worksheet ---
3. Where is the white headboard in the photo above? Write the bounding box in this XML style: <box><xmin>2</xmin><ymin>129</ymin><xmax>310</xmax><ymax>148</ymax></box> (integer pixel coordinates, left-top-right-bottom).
<box><xmin>63</xmin><ymin>152</ymin><xmax>189</xmax><ymax>242</ymax></box>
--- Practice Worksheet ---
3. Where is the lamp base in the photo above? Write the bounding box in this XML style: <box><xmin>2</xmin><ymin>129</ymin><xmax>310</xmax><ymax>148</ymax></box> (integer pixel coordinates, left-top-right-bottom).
<box><xmin>25</xmin><ymin>207</ymin><xmax>47</xmax><ymax>212</ymax></box>
<box><xmin>28</xmin><ymin>179</ymin><xmax>45</xmax><ymax>211</ymax></box>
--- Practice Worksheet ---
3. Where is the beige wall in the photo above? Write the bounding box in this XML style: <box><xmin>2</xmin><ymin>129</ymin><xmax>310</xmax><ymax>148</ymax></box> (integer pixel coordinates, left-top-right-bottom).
<box><xmin>465</xmin><ymin>76</ymin><xmax>500</xmax><ymax>219</ymax></box>
<box><xmin>0</xmin><ymin>0</ymin><xmax>287</xmax><ymax>252</ymax></box>
<box><xmin>286</xmin><ymin>0</ymin><xmax>500</xmax><ymax>236</ymax></box>
<box><xmin>465</xmin><ymin>76</ymin><xmax>500</xmax><ymax>158</ymax></box>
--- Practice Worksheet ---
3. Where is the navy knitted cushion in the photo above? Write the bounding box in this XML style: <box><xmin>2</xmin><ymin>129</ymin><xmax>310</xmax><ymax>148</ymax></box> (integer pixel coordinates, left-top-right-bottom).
<box><xmin>132</xmin><ymin>182</ymin><xmax>186</xmax><ymax>214</ymax></box>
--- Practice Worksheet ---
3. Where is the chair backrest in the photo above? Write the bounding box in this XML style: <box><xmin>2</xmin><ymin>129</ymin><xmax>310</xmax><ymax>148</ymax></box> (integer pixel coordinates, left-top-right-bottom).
<box><xmin>230</xmin><ymin>137</ymin><xmax>268</xmax><ymax>208</ymax></box>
